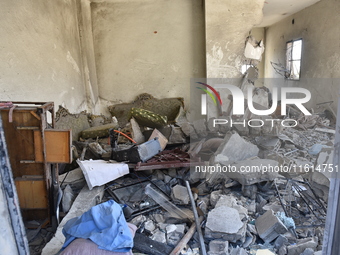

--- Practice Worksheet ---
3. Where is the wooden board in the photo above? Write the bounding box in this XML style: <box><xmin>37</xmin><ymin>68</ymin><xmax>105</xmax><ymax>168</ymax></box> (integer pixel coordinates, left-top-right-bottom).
<box><xmin>15</xmin><ymin>177</ymin><xmax>48</xmax><ymax>209</ymax></box>
<box><xmin>34</xmin><ymin>129</ymin><xmax>72</xmax><ymax>163</ymax></box>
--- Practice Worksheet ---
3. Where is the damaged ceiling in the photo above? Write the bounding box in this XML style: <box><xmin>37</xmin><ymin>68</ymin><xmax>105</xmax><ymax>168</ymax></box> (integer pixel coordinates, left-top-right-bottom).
<box><xmin>259</xmin><ymin>0</ymin><xmax>321</xmax><ymax>27</ymax></box>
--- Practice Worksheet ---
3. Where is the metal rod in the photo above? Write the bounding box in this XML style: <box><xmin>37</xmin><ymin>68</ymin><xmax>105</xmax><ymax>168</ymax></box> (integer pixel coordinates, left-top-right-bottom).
<box><xmin>185</xmin><ymin>181</ymin><xmax>207</xmax><ymax>255</ymax></box>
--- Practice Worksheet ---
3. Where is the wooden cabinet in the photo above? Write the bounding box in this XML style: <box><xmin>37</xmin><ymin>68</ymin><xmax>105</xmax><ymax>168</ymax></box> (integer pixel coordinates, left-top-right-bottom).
<box><xmin>0</xmin><ymin>102</ymin><xmax>71</xmax><ymax>226</ymax></box>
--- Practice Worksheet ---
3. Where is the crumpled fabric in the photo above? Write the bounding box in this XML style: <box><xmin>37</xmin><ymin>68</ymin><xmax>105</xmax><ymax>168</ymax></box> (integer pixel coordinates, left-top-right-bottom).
<box><xmin>62</xmin><ymin>200</ymin><xmax>133</xmax><ymax>253</ymax></box>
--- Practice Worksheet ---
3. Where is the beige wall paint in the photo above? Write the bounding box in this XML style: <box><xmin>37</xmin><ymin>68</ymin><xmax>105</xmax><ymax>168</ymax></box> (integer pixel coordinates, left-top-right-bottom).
<box><xmin>0</xmin><ymin>0</ymin><xmax>86</xmax><ymax>113</ymax></box>
<box><xmin>91</xmin><ymin>0</ymin><xmax>206</xmax><ymax>110</ymax></box>
<box><xmin>263</xmin><ymin>0</ymin><xmax>340</xmax><ymax>111</ymax></box>
<box><xmin>205</xmin><ymin>0</ymin><xmax>265</xmax><ymax>79</ymax></box>
<box><xmin>251</xmin><ymin>27</ymin><xmax>265</xmax><ymax>79</ymax></box>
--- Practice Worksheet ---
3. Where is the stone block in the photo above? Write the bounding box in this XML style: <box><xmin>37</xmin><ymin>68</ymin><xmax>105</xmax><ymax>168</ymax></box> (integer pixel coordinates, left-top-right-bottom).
<box><xmin>151</xmin><ymin>229</ymin><xmax>167</xmax><ymax>244</ymax></box>
<box><xmin>228</xmin><ymin>158</ymin><xmax>280</xmax><ymax>186</ymax></box>
<box><xmin>215</xmin><ymin>132</ymin><xmax>259</xmax><ymax>165</ymax></box>
<box><xmin>171</xmin><ymin>184</ymin><xmax>189</xmax><ymax>204</ymax></box>
<box><xmin>287</xmin><ymin>237</ymin><xmax>318</xmax><ymax>255</ymax></box>
<box><xmin>255</xmin><ymin>209</ymin><xmax>288</xmax><ymax>243</ymax></box>
<box><xmin>205</xmin><ymin>206</ymin><xmax>245</xmax><ymax>242</ymax></box>
<box><xmin>209</xmin><ymin>240</ymin><xmax>229</xmax><ymax>255</ymax></box>
<box><xmin>166</xmin><ymin>224</ymin><xmax>186</xmax><ymax>246</ymax></box>
<box><xmin>193</xmin><ymin>119</ymin><xmax>208</xmax><ymax>138</ymax></box>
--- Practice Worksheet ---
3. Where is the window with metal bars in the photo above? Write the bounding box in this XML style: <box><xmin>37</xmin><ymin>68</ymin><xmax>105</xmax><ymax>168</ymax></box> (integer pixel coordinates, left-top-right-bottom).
<box><xmin>286</xmin><ymin>39</ymin><xmax>302</xmax><ymax>80</ymax></box>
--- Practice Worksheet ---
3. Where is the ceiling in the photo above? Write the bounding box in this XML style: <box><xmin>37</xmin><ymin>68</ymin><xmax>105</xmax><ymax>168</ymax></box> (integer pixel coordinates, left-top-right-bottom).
<box><xmin>258</xmin><ymin>0</ymin><xmax>321</xmax><ymax>27</ymax></box>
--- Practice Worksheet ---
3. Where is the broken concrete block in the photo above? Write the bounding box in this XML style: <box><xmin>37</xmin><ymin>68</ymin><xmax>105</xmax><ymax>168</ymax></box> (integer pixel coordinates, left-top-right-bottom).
<box><xmin>306</xmin><ymin>148</ymin><xmax>333</xmax><ymax>202</ymax></box>
<box><xmin>255</xmin><ymin>209</ymin><xmax>288</xmax><ymax>243</ymax></box>
<box><xmin>129</xmin><ymin>215</ymin><xmax>147</xmax><ymax>226</ymax></box>
<box><xmin>215</xmin><ymin>195</ymin><xmax>248</xmax><ymax>221</ymax></box>
<box><xmin>151</xmin><ymin>229</ymin><xmax>167</xmax><ymax>244</ymax></box>
<box><xmin>242</xmin><ymin>185</ymin><xmax>257</xmax><ymax>199</ymax></box>
<box><xmin>255</xmin><ymin>249</ymin><xmax>275</xmax><ymax>255</ymax></box>
<box><xmin>233</xmin><ymin>123</ymin><xmax>249</xmax><ymax>136</ymax></box>
<box><xmin>144</xmin><ymin>220</ymin><xmax>156</xmax><ymax>232</ymax></box>
<box><xmin>208</xmin><ymin>240</ymin><xmax>229</xmax><ymax>255</ymax></box>
<box><xmin>229</xmin><ymin>246</ymin><xmax>247</xmax><ymax>255</ymax></box>
<box><xmin>205</xmin><ymin>206</ymin><xmax>246</xmax><ymax>242</ymax></box>
<box><xmin>168</xmin><ymin>126</ymin><xmax>187</xmax><ymax>144</ymax></box>
<box><xmin>209</xmin><ymin>190</ymin><xmax>223</xmax><ymax>207</ymax></box>
<box><xmin>300</xmin><ymin>248</ymin><xmax>315</xmax><ymax>255</ymax></box>
<box><xmin>130</xmin><ymin>117</ymin><xmax>145</xmax><ymax>144</ymax></box>
<box><xmin>207</xmin><ymin>117</ymin><xmax>219</xmax><ymax>133</ymax></box>
<box><xmin>206</xmin><ymin>207</ymin><xmax>244</xmax><ymax>234</ymax></box>
<box><xmin>179</xmin><ymin>122</ymin><xmax>197</xmax><ymax>139</ymax></box>
<box><xmin>171</xmin><ymin>184</ymin><xmax>189</xmax><ymax>205</ymax></box>
<box><xmin>189</xmin><ymin>169</ymin><xmax>206</xmax><ymax>184</ymax></box>
<box><xmin>274</xmin><ymin>234</ymin><xmax>289</xmax><ymax>250</ymax></box>
<box><xmin>166</xmin><ymin>224</ymin><xmax>186</xmax><ymax>246</ymax></box>
<box><xmin>256</xmin><ymin>136</ymin><xmax>281</xmax><ymax>151</ymax></box>
<box><xmin>227</xmin><ymin>158</ymin><xmax>280</xmax><ymax>186</ymax></box>
<box><xmin>77</xmin><ymin>159</ymin><xmax>129</xmax><ymax>190</ymax></box>
<box><xmin>286</xmin><ymin>237</ymin><xmax>318</xmax><ymax>255</ymax></box>
<box><xmin>214</xmin><ymin>132</ymin><xmax>259</xmax><ymax>164</ymax></box>
<box><xmin>192</xmin><ymin>119</ymin><xmax>208</xmax><ymax>138</ymax></box>
<box><xmin>58</xmin><ymin>167</ymin><xmax>86</xmax><ymax>190</ymax></box>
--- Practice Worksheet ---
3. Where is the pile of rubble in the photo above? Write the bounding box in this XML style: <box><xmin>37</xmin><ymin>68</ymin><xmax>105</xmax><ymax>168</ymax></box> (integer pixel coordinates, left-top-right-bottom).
<box><xmin>36</xmin><ymin>93</ymin><xmax>336</xmax><ymax>255</ymax></box>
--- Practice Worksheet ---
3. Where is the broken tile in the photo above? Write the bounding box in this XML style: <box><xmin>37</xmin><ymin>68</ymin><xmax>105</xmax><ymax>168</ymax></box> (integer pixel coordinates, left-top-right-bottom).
<box><xmin>255</xmin><ymin>209</ymin><xmax>288</xmax><ymax>243</ymax></box>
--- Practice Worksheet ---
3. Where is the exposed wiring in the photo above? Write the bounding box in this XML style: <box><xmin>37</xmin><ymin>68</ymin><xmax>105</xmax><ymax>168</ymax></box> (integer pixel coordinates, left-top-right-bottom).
<box><xmin>113</xmin><ymin>129</ymin><xmax>137</xmax><ymax>144</ymax></box>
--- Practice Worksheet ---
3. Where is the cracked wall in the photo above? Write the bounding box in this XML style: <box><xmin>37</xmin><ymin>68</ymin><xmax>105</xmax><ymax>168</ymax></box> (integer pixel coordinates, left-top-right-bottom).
<box><xmin>205</xmin><ymin>0</ymin><xmax>265</xmax><ymax>78</ymax></box>
<box><xmin>264</xmin><ymin>0</ymin><xmax>340</xmax><ymax>112</ymax></box>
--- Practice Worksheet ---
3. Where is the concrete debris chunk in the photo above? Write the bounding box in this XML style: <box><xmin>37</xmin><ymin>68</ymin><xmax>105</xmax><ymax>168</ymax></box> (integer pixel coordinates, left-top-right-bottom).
<box><xmin>192</xmin><ymin>119</ymin><xmax>208</xmax><ymax>138</ymax></box>
<box><xmin>171</xmin><ymin>184</ymin><xmax>190</xmax><ymax>205</ymax></box>
<box><xmin>215</xmin><ymin>195</ymin><xmax>248</xmax><ymax>221</ymax></box>
<box><xmin>130</xmin><ymin>117</ymin><xmax>145</xmax><ymax>144</ymax></box>
<box><xmin>205</xmin><ymin>206</ymin><xmax>245</xmax><ymax>242</ymax></box>
<box><xmin>208</xmin><ymin>240</ymin><xmax>229</xmax><ymax>255</ymax></box>
<box><xmin>144</xmin><ymin>220</ymin><xmax>156</xmax><ymax>232</ymax></box>
<box><xmin>214</xmin><ymin>132</ymin><xmax>259</xmax><ymax>164</ymax></box>
<box><xmin>255</xmin><ymin>209</ymin><xmax>288</xmax><ymax>243</ymax></box>
<box><xmin>286</xmin><ymin>237</ymin><xmax>318</xmax><ymax>255</ymax></box>
<box><xmin>168</xmin><ymin>126</ymin><xmax>187</xmax><ymax>144</ymax></box>
<box><xmin>151</xmin><ymin>229</ymin><xmax>167</xmax><ymax>244</ymax></box>
<box><xmin>227</xmin><ymin>158</ymin><xmax>280</xmax><ymax>186</ymax></box>
<box><xmin>166</xmin><ymin>224</ymin><xmax>186</xmax><ymax>246</ymax></box>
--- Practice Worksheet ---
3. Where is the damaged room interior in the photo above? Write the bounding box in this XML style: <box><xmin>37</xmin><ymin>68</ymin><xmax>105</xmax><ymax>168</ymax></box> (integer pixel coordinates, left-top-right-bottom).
<box><xmin>1</xmin><ymin>0</ymin><xmax>340</xmax><ymax>254</ymax></box>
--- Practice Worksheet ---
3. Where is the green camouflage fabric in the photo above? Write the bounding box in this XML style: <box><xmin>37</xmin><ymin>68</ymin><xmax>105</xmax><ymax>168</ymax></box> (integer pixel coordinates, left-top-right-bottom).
<box><xmin>130</xmin><ymin>107</ymin><xmax>167</xmax><ymax>128</ymax></box>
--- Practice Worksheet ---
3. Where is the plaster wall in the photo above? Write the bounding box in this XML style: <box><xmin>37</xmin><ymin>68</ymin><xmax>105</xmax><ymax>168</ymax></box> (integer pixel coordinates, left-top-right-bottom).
<box><xmin>205</xmin><ymin>0</ymin><xmax>265</xmax><ymax>79</ymax></box>
<box><xmin>0</xmin><ymin>0</ymin><xmax>87</xmax><ymax>113</ymax></box>
<box><xmin>91</xmin><ymin>0</ymin><xmax>206</xmax><ymax>109</ymax></box>
<box><xmin>263</xmin><ymin>0</ymin><xmax>340</xmax><ymax>111</ymax></box>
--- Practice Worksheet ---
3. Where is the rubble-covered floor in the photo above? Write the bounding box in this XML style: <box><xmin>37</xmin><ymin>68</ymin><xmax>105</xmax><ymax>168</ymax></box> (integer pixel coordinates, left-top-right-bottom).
<box><xmin>31</xmin><ymin>94</ymin><xmax>336</xmax><ymax>255</ymax></box>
